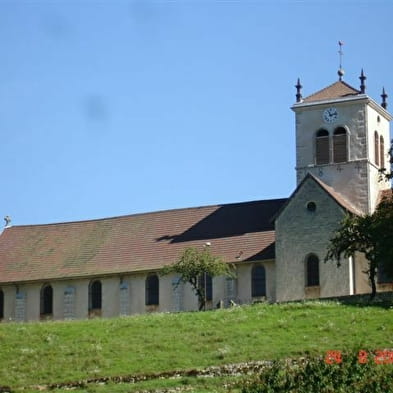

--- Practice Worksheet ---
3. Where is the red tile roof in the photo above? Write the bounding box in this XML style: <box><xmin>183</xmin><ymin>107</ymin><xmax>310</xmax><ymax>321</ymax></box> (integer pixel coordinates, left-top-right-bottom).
<box><xmin>378</xmin><ymin>188</ymin><xmax>393</xmax><ymax>203</ymax></box>
<box><xmin>0</xmin><ymin>199</ymin><xmax>287</xmax><ymax>284</ymax></box>
<box><xmin>311</xmin><ymin>175</ymin><xmax>362</xmax><ymax>215</ymax></box>
<box><xmin>303</xmin><ymin>81</ymin><xmax>360</xmax><ymax>103</ymax></box>
<box><xmin>273</xmin><ymin>174</ymin><xmax>362</xmax><ymax>221</ymax></box>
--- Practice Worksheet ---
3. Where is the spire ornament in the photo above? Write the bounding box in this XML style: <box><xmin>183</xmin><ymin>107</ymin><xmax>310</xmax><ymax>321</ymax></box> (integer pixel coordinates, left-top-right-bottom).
<box><xmin>359</xmin><ymin>69</ymin><xmax>366</xmax><ymax>94</ymax></box>
<box><xmin>381</xmin><ymin>87</ymin><xmax>388</xmax><ymax>109</ymax></box>
<box><xmin>338</xmin><ymin>41</ymin><xmax>345</xmax><ymax>81</ymax></box>
<box><xmin>4</xmin><ymin>216</ymin><xmax>11</xmax><ymax>227</ymax></box>
<box><xmin>295</xmin><ymin>78</ymin><xmax>303</xmax><ymax>102</ymax></box>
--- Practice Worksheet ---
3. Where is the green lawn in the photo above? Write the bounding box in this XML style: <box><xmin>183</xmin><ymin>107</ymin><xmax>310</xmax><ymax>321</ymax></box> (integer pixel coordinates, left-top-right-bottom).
<box><xmin>1</xmin><ymin>300</ymin><xmax>392</xmax><ymax>392</ymax></box>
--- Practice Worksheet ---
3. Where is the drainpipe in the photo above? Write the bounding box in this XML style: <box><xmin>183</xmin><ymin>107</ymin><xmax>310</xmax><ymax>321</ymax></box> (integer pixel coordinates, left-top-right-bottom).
<box><xmin>348</xmin><ymin>256</ymin><xmax>354</xmax><ymax>295</ymax></box>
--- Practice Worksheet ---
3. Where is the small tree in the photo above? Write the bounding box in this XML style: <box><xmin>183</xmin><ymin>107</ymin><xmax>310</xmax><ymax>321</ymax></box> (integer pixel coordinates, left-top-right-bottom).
<box><xmin>325</xmin><ymin>195</ymin><xmax>393</xmax><ymax>299</ymax></box>
<box><xmin>161</xmin><ymin>247</ymin><xmax>235</xmax><ymax>311</ymax></box>
<box><xmin>379</xmin><ymin>139</ymin><xmax>393</xmax><ymax>181</ymax></box>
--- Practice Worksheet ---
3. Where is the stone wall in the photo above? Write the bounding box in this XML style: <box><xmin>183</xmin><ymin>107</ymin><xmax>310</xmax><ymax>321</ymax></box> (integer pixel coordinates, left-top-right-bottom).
<box><xmin>294</xmin><ymin>99</ymin><xmax>391</xmax><ymax>215</ymax></box>
<box><xmin>275</xmin><ymin>176</ymin><xmax>351</xmax><ymax>302</ymax></box>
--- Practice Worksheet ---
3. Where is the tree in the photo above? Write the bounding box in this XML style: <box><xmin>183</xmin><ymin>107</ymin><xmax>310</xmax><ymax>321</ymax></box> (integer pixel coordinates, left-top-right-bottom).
<box><xmin>161</xmin><ymin>247</ymin><xmax>235</xmax><ymax>311</ymax></box>
<box><xmin>324</xmin><ymin>194</ymin><xmax>393</xmax><ymax>299</ymax></box>
<box><xmin>325</xmin><ymin>139</ymin><xmax>393</xmax><ymax>299</ymax></box>
<box><xmin>379</xmin><ymin>139</ymin><xmax>393</xmax><ymax>181</ymax></box>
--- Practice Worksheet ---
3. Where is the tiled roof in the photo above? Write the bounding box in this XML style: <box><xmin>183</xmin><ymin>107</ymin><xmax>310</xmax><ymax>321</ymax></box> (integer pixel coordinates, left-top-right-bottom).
<box><xmin>311</xmin><ymin>175</ymin><xmax>363</xmax><ymax>215</ymax></box>
<box><xmin>303</xmin><ymin>81</ymin><xmax>361</xmax><ymax>103</ymax></box>
<box><xmin>0</xmin><ymin>199</ymin><xmax>287</xmax><ymax>284</ymax></box>
<box><xmin>378</xmin><ymin>188</ymin><xmax>393</xmax><ymax>203</ymax></box>
<box><xmin>274</xmin><ymin>174</ymin><xmax>362</xmax><ymax>221</ymax></box>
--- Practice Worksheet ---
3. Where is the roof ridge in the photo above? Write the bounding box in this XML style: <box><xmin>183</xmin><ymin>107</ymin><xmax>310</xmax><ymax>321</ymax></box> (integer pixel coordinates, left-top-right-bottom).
<box><xmin>10</xmin><ymin>197</ymin><xmax>289</xmax><ymax>228</ymax></box>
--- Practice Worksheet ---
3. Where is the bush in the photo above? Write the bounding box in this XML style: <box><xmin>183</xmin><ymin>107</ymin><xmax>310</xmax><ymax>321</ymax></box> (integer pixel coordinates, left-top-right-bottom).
<box><xmin>242</xmin><ymin>350</ymin><xmax>393</xmax><ymax>393</ymax></box>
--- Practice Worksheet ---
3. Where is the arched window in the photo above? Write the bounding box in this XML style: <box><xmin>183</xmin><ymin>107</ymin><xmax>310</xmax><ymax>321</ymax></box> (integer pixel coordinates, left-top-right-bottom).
<box><xmin>333</xmin><ymin>127</ymin><xmax>348</xmax><ymax>163</ymax></box>
<box><xmin>89</xmin><ymin>280</ymin><xmax>102</xmax><ymax>310</ymax></box>
<box><xmin>316</xmin><ymin>129</ymin><xmax>330</xmax><ymax>165</ymax></box>
<box><xmin>306</xmin><ymin>255</ymin><xmax>319</xmax><ymax>287</ymax></box>
<box><xmin>146</xmin><ymin>274</ymin><xmax>159</xmax><ymax>305</ymax></box>
<box><xmin>377</xmin><ymin>262</ymin><xmax>393</xmax><ymax>283</ymax></box>
<box><xmin>374</xmin><ymin>131</ymin><xmax>380</xmax><ymax>166</ymax></box>
<box><xmin>40</xmin><ymin>284</ymin><xmax>53</xmax><ymax>315</ymax></box>
<box><xmin>199</xmin><ymin>273</ymin><xmax>213</xmax><ymax>301</ymax></box>
<box><xmin>380</xmin><ymin>135</ymin><xmax>385</xmax><ymax>169</ymax></box>
<box><xmin>0</xmin><ymin>290</ymin><xmax>3</xmax><ymax>319</ymax></box>
<box><xmin>251</xmin><ymin>265</ymin><xmax>266</xmax><ymax>297</ymax></box>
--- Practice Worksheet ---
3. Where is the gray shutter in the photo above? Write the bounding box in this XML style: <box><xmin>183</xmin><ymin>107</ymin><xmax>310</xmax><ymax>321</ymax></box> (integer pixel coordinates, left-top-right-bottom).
<box><xmin>380</xmin><ymin>136</ymin><xmax>385</xmax><ymax>168</ymax></box>
<box><xmin>64</xmin><ymin>286</ymin><xmax>76</xmax><ymax>319</ymax></box>
<box><xmin>224</xmin><ymin>277</ymin><xmax>237</xmax><ymax>306</ymax></box>
<box><xmin>316</xmin><ymin>136</ymin><xmax>329</xmax><ymax>164</ymax></box>
<box><xmin>119</xmin><ymin>282</ymin><xmax>129</xmax><ymax>316</ymax></box>
<box><xmin>333</xmin><ymin>135</ymin><xmax>347</xmax><ymax>163</ymax></box>
<box><xmin>15</xmin><ymin>292</ymin><xmax>26</xmax><ymax>322</ymax></box>
<box><xmin>171</xmin><ymin>277</ymin><xmax>184</xmax><ymax>312</ymax></box>
<box><xmin>375</xmin><ymin>132</ymin><xmax>380</xmax><ymax>166</ymax></box>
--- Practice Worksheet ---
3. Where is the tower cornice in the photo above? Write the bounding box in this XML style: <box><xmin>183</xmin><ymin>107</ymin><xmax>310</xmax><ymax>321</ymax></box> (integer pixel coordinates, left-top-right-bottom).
<box><xmin>291</xmin><ymin>95</ymin><xmax>392</xmax><ymax>121</ymax></box>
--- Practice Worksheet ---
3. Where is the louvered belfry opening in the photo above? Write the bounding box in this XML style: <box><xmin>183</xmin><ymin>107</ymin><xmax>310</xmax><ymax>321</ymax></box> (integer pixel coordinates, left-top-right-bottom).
<box><xmin>333</xmin><ymin>127</ymin><xmax>348</xmax><ymax>163</ymax></box>
<box><xmin>375</xmin><ymin>131</ymin><xmax>380</xmax><ymax>166</ymax></box>
<box><xmin>380</xmin><ymin>135</ymin><xmax>385</xmax><ymax>168</ymax></box>
<box><xmin>315</xmin><ymin>129</ymin><xmax>330</xmax><ymax>165</ymax></box>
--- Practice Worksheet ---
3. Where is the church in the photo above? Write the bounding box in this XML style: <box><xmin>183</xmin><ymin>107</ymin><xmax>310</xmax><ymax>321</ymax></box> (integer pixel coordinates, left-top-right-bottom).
<box><xmin>0</xmin><ymin>70</ymin><xmax>391</xmax><ymax>322</ymax></box>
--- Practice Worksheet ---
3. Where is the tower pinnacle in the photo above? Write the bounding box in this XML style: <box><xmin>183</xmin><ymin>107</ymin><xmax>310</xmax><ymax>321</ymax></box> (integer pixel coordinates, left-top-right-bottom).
<box><xmin>359</xmin><ymin>69</ymin><xmax>366</xmax><ymax>94</ymax></box>
<box><xmin>381</xmin><ymin>87</ymin><xmax>388</xmax><ymax>109</ymax></box>
<box><xmin>295</xmin><ymin>78</ymin><xmax>302</xmax><ymax>102</ymax></box>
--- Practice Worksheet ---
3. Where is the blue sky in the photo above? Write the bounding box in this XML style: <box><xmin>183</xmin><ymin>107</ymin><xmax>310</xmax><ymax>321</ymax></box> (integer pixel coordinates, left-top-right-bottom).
<box><xmin>1</xmin><ymin>0</ymin><xmax>392</xmax><ymax>225</ymax></box>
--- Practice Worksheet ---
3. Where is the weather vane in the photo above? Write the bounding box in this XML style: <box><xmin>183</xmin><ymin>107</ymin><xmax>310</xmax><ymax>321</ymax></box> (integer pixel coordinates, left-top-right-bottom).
<box><xmin>338</xmin><ymin>41</ymin><xmax>344</xmax><ymax>81</ymax></box>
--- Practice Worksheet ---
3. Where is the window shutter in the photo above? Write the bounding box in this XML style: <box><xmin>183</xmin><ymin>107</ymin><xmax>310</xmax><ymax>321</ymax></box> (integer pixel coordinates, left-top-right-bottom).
<box><xmin>375</xmin><ymin>131</ymin><xmax>380</xmax><ymax>166</ymax></box>
<box><xmin>380</xmin><ymin>136</ymin><xmax>385</xmax><ymax>168</ymax></box>
<box><xmin>316</xmin><ymin>129</ymin><xmax>330</xmax><ymax>165</ymax></box>
<box><xmin>333</xmin><ymin>128</ymin><xmax>347</xmax><ymax>163</ymax></box>
<box><xmin>316</xmin><ymin>136</ymin><xmax>329</xmax><ymax>164</ymax></box>
<box><xmin>333</xmin><ymin>135</ymin><xmax>347</xmax><ymax>162</ymax></box>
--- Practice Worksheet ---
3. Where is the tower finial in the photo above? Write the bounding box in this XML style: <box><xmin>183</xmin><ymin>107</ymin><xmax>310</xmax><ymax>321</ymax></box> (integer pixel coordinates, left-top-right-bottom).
<box><xmin>4</xmin><ymin>216</ymin><xmax>11</xmax><ymax>227</ymax></box>
<box><xmin>359</xmin><ymin>69</ymin><xmax>366</xmax><ymax>94</ymax></box>
<box><xmin>338</xmin><ymin>41</ymin><xmax>345</xmax><ymax>81</ymax></box>
<box><xmin>295</xmin><ymin>78</ymin><xmax>302</xmax><ymax>102</ymax></box>
<box><xmin>381</xmin><ymin>87</ymin><xmax>388</xmax><ymax>109</ymax></box>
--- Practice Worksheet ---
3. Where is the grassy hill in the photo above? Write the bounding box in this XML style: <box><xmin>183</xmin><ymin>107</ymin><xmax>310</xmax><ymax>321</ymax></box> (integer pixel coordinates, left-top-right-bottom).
<box><xmin>1</xmin><ymin>300</ymin><xmax>392</xmax><ymax>392</ymax></box>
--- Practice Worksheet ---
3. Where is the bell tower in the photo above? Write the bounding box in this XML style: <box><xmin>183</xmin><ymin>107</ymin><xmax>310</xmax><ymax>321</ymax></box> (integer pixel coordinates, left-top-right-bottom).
<box><xmin>292</xmin><ymin>71</ymin><xmax>391</xmax><ymax>214</ymax></box>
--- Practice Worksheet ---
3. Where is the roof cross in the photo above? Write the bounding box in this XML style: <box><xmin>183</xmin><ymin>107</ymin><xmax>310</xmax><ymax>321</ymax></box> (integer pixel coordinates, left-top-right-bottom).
<box><xmin>338</xmin><ymin>41</ymin><xmax>345</xmax><ymax>81</ymax></box>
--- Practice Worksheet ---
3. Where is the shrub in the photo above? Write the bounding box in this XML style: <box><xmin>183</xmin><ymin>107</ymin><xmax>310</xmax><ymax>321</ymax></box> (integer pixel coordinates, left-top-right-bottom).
<box><xmin>242</xmin><ymin>350</ymin><xmax>393</xmax><ymax>393</ymax></box>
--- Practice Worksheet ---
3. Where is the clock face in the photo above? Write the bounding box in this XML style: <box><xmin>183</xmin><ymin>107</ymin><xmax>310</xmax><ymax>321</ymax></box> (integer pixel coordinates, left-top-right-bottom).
<box><xmin>323</xmin><ymin>107</ymin><xmax>339</xmax><ymax>123</ymax></box>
